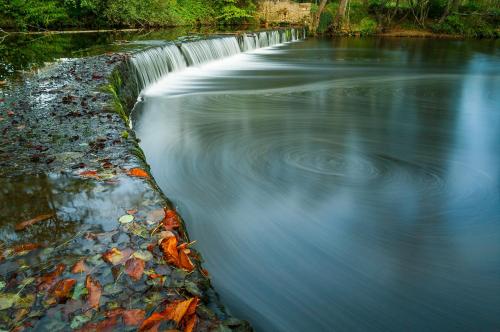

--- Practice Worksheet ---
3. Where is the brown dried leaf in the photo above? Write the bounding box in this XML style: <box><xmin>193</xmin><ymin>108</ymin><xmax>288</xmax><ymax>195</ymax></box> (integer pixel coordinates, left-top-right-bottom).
<box><xmin>37</xmin><ymin>264</ymin><xmax>66</xmax><ymax>291</ymax></box>
<box><xmin>52</xmin><ymin>278</ymin><xmax>76</xmax><ymax>301</ymax></box>
<box><xmin>85</xmin><ymin>275</ymin><xmax>101</xmax><ymax>310</ymax></box>
<box><xmin>15</xmin><ymin>213</ymin><xmax>54</xmax><ymax>231</ymax></box>
<box><xmin>123</xmin><ymin>309</ymin><xmax>146</xmax><ymax>326</ymax></box>
<box><xmin>125</xmin><ymin>257</ymin><xmax>145</xmax><ymax>281</ymax></box>
<box><xmin>71</xmin><ymin>259</ymin><xmax>88</xmax><ymax>274</ymax></box>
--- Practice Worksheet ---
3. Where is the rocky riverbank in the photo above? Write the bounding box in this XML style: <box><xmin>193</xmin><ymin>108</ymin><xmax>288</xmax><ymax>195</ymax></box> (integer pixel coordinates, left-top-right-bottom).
<box><xmin>0</xmin><ymin>49</ymin><xmax>252</xmax><ymax>331</ymax></box>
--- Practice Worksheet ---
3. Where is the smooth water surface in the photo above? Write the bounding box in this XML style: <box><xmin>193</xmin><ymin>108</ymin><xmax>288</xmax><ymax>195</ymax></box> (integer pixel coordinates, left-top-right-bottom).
<box><xmin>135</xmin><ymin>38</ymin><xmax>500</xmax><ymax>331</ymax></box>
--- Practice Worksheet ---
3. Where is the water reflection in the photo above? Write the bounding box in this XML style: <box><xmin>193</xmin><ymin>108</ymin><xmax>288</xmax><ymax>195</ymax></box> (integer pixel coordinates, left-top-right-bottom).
<box><xmin>135</xmin><ymin>38</ymin><xmax>500</xmax><ymax>331</ymax></box>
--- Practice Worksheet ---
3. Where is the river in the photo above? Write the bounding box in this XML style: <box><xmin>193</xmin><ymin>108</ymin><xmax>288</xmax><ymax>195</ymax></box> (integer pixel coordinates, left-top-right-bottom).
<box><xmin>134</xmin><ymin>37</ymin><xmax>500</xmax><ymax>331</ymax></box>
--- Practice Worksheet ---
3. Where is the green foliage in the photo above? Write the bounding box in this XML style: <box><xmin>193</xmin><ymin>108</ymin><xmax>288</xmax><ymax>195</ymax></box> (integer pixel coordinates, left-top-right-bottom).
<box><xmin>359</xmin><ymin>17</ymin><xmax>377</xmax><ymax>35</ymax></box>
<box><xmin>216</xmin><ymin>0</ymin><xmax>255</xmax><ymax>25</ymax></box>
<box><xmin>431</xmin><ymin>14</ymin><xmax>499</xmax><ymax>38</ymax></box>
<box><xmin>0</xmin><ymin>0</ymin><xmax>242</xmax><ymax>29</ymax></box>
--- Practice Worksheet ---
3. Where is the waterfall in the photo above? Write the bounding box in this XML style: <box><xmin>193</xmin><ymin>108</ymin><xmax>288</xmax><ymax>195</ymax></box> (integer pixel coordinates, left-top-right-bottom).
<box><xmin>181</xmin><ymin>37</ymin><xmax>241</xmax><ymax>66</ymax></box>
<box><xmin>131</xmin><ymin>44</ymin><xmax>187</xmax><ymax>90</ymax></box>
<box><xmin>130</xmin><ymin>28</ymin><xmax>305</xmax><ymax>90</ymax></box>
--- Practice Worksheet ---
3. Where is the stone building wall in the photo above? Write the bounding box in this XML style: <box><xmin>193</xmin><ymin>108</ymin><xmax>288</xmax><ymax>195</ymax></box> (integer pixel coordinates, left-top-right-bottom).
<box><xmin>257</xmin><ymin>0</ymin><xmax>312</xmax><ymax>25</ymax></box>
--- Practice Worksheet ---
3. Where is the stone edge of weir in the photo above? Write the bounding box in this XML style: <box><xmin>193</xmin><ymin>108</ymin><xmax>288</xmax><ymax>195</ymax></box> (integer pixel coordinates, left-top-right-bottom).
<box><xmin>0</xmin><ymin>27</ymin><xmax>305</xmax><ymax>331</ymax></box>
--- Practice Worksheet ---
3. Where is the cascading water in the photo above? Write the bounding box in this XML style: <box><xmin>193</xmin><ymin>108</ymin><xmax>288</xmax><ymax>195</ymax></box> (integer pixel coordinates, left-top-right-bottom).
<box><xmin>180</xmin><ymin>37</ymin><xmax>241</xmax><ymax>66</ymax></box>
<box><xmin>130</xmin><ymin>28</ymin><xmax>305</xmax><ymax>90</ymax></box>
<box><xmin>130</xmin><ymin>44</ymin><xmax>187</xmax><ymax>90</ymax></box>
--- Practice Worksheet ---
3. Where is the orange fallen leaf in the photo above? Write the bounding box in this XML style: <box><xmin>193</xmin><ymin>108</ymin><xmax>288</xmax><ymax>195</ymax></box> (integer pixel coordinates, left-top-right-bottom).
<box><xmin>139</xmin><ymin>298</ymin><xmax>197</xmax><ymax>332</ymax></box>
<box><xmin>184</xmin><ymin>315</ymin><xmax>197</xmax><ymax>332</ymax></box>
<box><xmin>127</xmin><ymin>168</ymin><xmax>149</xmax><ymax>179</ymax></box>
<box><xmin>178</xmin><ymin>250</ymin><xmax>195</xmax><ymax>272</ymax></box>
<box><xmin>162</xmin><ymin>209</ymin><xmax>180</xmax><ymax>230</ymax></box>
<box><xmin>38</xmin><ymin>264</ymin><xmax>66</xmax><ymax>291</ymax></box>
<box><xmin>139</xmin><ymin>311</ymin><xmax>165</xmax><ymax>332</ymax></box>
<box><xmin>85</xmin><ymin>275</ymin><xmax>101</xmax><ymax>310</ymax></box>
<box><xmin>126</xmin><ymin>209</ymin><xmax>138</xmax><ymax>215</ymax></box>
<box><xmin>123</xmin><ymin>309</ymin><xmax>146</xmax><ymax>326</ymax></box>
<box><xmin>168</xmin><ymin>298</ymin><xmax>195</xmax><ymax>324</ymax></box>
<box><xmin>15</xmin><ymin>213</ymin><xmax>54</xmax><ymax>231</ymax></box>
<box><xmin>79</xmin><ymin>170</ymin><xmax>99</xmax><ymax>178</ymax></box>
<box><xmin>71</xmin><ymin>259</ymin><xmax>88</xmax><ymax>273</ymax></box>
<box><xmin>160</xmin><ymin>236</ymin><xmax>179</xmax><ymax>265</ymax></box>
<box><xmin>125</xmin><ymin>257</ymin><xmax>145</xmax><ymax>281</ymax></box>
<box><xmin>52</xmin><ymin>278</ymin><xmax>76</xmax><ymax>301</ymax></box>
<box><xmin>13</xmin><ymin>243</ymin><xmax>41</xmax><ymax>253</ymax></box>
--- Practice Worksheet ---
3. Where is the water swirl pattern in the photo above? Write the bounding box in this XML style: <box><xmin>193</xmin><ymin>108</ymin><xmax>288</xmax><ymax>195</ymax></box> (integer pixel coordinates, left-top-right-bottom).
<box><xmin>134</xmin><ymin>37</ymin><xmax>500</xmax><ymax>331</ymax></box>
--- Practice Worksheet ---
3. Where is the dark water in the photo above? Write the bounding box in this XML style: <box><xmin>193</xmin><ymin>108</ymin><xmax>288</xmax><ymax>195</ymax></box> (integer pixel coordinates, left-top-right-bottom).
<box><xmin>135</xmin><ymin>37</ymin><xmax>500</xmax><ymax>331</ymax></box>
<box><xmin>0</xmin><ymin>27</ymin><xmax>239</xmax><ymax>81</ymax></box>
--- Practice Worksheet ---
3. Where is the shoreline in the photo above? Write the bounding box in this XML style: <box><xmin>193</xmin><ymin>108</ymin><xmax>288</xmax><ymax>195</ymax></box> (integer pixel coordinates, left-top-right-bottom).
<box><xmin>0</xmin><ymin>38</ymin><xmax>252</xmax><ymax>330</ymax></box>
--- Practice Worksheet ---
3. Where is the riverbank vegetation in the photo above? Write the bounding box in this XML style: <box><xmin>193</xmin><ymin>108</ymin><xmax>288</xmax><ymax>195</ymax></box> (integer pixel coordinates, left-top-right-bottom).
<box><xmin>314</xmin><ymin>0</ymin><xmax>499</xmax><ymax>37</ymax></box>
<box><xmin>0</xmin><ymin>0</ymin><xmax>255</xmax><ymax>30</ymax></box>
<box><xmin>0</xmin><ymin>0</ymin><xmax>498</xmax><ymax>37</ymax></box>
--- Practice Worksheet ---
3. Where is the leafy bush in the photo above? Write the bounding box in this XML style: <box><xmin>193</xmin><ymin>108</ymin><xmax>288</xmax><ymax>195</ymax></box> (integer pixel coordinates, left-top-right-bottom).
<box><xmin>359</xmin><ymin>17</ymin><xmax>377</xmax><ymax>35</ymax></box>
<box><xmin>216</xmin><ymin>0</ymin><xmax>255</xmax><ymax>25</ymax></box>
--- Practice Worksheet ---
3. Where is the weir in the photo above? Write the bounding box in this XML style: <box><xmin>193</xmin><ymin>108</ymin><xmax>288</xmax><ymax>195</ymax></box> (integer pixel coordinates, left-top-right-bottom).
<box><xmin>130</xmin><ymin>28</ymin><xmax>305</xmax><ymax>90</ymax></box>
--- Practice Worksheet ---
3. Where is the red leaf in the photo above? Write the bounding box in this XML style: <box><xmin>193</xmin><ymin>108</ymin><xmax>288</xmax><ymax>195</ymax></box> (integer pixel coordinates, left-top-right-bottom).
<box><xmin>15</xmin><ymin>213</ymin><xmax>54</xmax><ymax>231</ymax></box>
<box><xmin>38</xmin><ymin>264</ymin><xmax>66</xmax><ymax>291</ymax></box>
<box><xmin>85</xmin><ymin>275</ymin><xmax>101</xmax><ymax>310</ymax></box>
<box><xmin>123</xmin><ymin>309</ymin><xmax>146</xmax><ymax>326</ymax></box>
<box><xmin>125</xmin><ymin>257</ymin><xmax>145</xmax><ymax>281</ymax></box>
<box><xmin>127</xmin><ymin>168</ymin><xmax>149</xmax><ymax>179</ymax></box>
<box><xmin>52</xmin><ymin>278</ymin><xmax>76</xmax><ymax>301</ymax></box>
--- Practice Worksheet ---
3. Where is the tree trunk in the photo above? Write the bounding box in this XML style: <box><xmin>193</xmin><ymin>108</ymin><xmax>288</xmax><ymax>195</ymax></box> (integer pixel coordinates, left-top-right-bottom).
<box><xmin>439</xmin><ymin>0</ymin><xmax>460</xmax><ymax>23</ymax></box>
<box><xmin>312</xmin><ymin>0</ymin><xmax>328</xmax><ymax>33</ymax></box>
<box><xmin>334</xmin><ymin>0</ymin><xmax>349</xmax><ymax>30</ymax></box>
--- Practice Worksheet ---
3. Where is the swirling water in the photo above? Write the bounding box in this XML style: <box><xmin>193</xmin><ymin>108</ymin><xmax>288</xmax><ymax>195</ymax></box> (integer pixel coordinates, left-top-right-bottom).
<box><xmin>134</xmin><ymin>38</ymin><xmax>500</xmax><ymax>331</ymax></box>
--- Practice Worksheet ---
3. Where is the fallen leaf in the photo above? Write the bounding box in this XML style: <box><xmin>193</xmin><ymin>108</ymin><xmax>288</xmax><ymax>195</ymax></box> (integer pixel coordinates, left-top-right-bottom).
<box><xmin>125</xmin><ymin>257</ymin><xmax>145</xmax><ymax>281</ymax></box>
<box><xmin>15</xmin><ymin>213</ymin><xmax>54</xmax><ymax>231</ymax></box>
<box><xmin>38</xmin><ymin>264</ymin><xmax>66</xmax><ymax>291</ymax></box>
<box><xmin>178</xmin><ymin>250</ymin><xmax>195</xmax><ymax>272</ymax></box>
<box><xmin>132</xmin><ymin>250</ymin><xmax>153</xmax><ymax>262</ymax></box>
<box><xmin>71</xmin><ymin>260</ymin><xmax>88</xmax><ymax>274</ymax></box>
<box><xmin>123</xmin><ymin>309</ymin><xmax>146</xmax><ymax>326</ymax></box>
<box><xmin>0</xmin><ymin>293</ymin><xmax>18</xmax><ymax>310</ymax></box>
<box><xmin>53</xmin><ymin>279</ymin><xmax>76</xmax><ymax>301</ymax></box>
<box><xmin>79</xmin><ymin>170</ymin><xmax>99</xmax><ymax>178</ymax></box>
<box><xmin>127</xmin><ymin>168</ymin><xmax>149</xmax><ymax>179</ymax></box>
<box><xmin>77</xmin><ymin>316</ymin><xmax>117</xmax><ymax>332</ymax></box>
<box><xmin>162</xmin><ymin>209</ymin><xmax>180</xmax><ymax>230</ymax></box>
<box><xmin>139</xmin><ymin>311</ymin><xmax>164</xmax><ymax>332</ymax></box>
<box><xmin>184</xmin><ymin>315</ymin><xmax>197</xmax><ymax>332</ymax></box>
<box><xmin>105</xmin><ymin>308</ymin><xmax>125</xmax><ymax>318</ymax></box>
<box><xmin>160</xmin><ymin>236</ymin><xmax>179</xmax><ymax>265</ymax></box>
<box><xmin>13</xmin><ymin>243</ymin><xmax>41</xmax><ymax>253</ymax></box>
<box><xmin>118</xmin><ymin>214</ymin><xmax>134</xmax><ymax>224</ymax></box>
<box><xmin>85</xmin><ymin>275</ymin><xmax>101</xmax><ymax>310</ymax></box>
<box><xmin>126</xmin><ymin>209</ymin><xmax>138</xmax><ymax>215</ymax></box>
<box><xmin>102</xmin><ymin>248</ymin><xmax>128</xmax><ymax>265</ymax></box>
